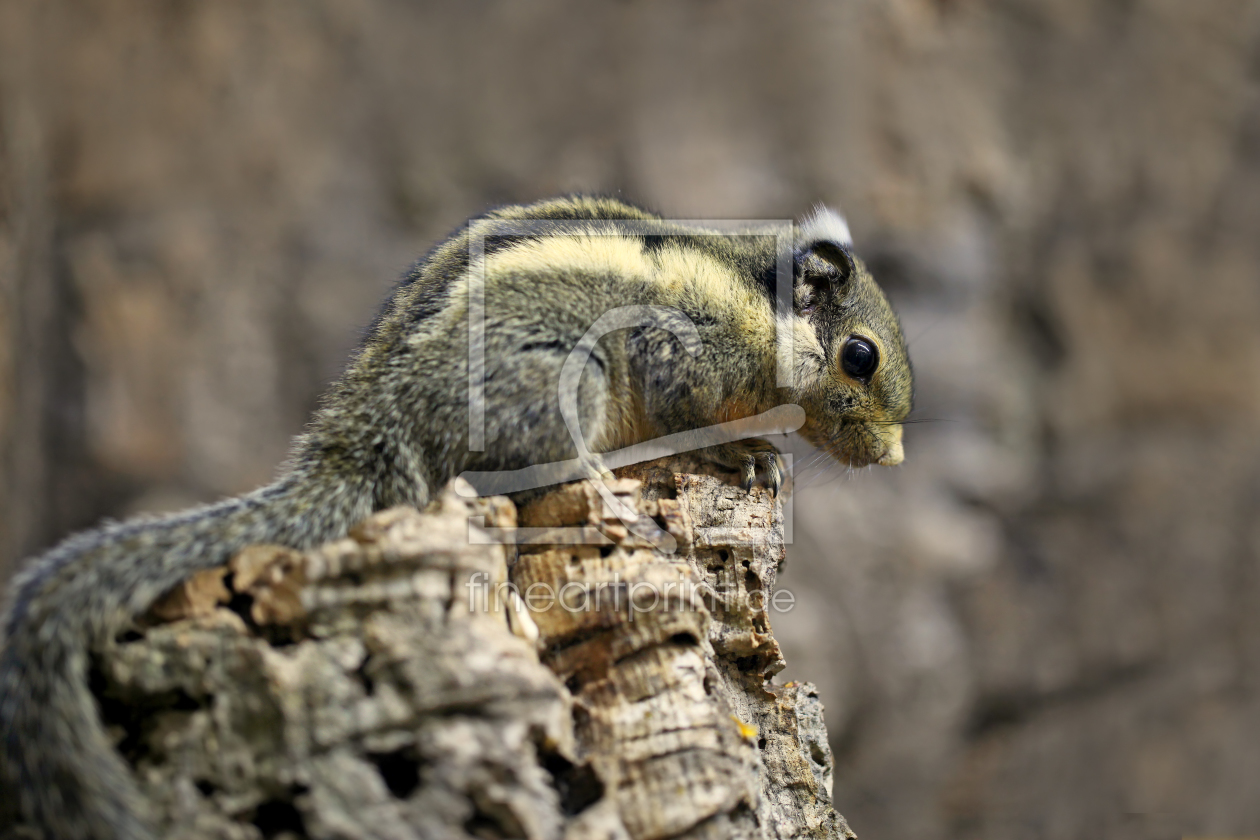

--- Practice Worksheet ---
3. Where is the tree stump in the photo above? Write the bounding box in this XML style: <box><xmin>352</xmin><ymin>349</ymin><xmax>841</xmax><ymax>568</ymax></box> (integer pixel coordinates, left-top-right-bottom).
<box><xmin>71</xmin><ymin>458</ymin><xmax>853</xmax><ymax>840</ymax></box>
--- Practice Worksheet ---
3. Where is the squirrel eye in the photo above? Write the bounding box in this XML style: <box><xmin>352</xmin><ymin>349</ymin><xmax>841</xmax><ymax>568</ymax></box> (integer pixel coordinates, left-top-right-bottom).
<box><xmin>841</xmin><ymin>337</ymin><xmax>878</xmax><ymax>381</ymax></box>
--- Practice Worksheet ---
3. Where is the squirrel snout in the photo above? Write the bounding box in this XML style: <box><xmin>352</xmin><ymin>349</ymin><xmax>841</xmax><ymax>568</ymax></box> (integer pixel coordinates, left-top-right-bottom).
<box><xmin>876</xmin><ymin>426</ymin><xmax>904</xmax><ymax>467</ymax></box>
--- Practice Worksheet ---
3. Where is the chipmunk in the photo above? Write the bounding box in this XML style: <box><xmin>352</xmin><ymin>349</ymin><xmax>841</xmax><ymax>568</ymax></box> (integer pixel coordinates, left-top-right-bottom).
<box><xmin>0</xmin><ymin>196</ymin><xmax>912</xmax><ymax>839</ymax></box>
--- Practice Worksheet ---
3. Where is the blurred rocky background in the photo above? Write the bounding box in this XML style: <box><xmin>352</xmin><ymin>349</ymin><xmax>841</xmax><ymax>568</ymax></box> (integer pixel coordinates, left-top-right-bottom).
<box><xmin>2</xmin><ymin>1</ymin><xmax>1258</xmax><ymax>838</ymax></box>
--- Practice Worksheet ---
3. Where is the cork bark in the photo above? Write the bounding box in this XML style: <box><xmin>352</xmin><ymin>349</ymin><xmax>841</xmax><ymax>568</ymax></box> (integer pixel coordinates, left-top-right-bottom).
<box><xmin>78</xmin><ymin>459</ymin><xmax>852</xmax><ymax>840</ymax></box>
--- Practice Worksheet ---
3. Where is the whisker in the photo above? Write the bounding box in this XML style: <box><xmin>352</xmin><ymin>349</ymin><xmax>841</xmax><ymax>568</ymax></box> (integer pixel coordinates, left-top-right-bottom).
<box><xmin>868</xmin><ymin>417</ymin><xmax>948</xmax><ymax>426</ymax></box>
<box><xmin>795</xmin><ymin>463</ymin><xmax>846</xmax><ymax>491</ymax></box>
<box><xmin>801</xmin><ymin>447</ymin><xmax>830</xmax><ymax>469</ymax></box>
<box><xmin>905</xmin><ymin>312</ymin><xmax>947</xmax><ymax>348</ymax></box>
<box><xmin>791</xmin><ymin>466</ymin><xmax>827</xmax><ymax>490</ymax></box>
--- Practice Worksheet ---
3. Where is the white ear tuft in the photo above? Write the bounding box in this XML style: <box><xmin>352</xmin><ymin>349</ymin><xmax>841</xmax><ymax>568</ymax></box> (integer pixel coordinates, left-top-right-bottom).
<box><xmin>797</xmin><ymin>205</ymin><xmax>852</xmax><ymax>248</ymax></box>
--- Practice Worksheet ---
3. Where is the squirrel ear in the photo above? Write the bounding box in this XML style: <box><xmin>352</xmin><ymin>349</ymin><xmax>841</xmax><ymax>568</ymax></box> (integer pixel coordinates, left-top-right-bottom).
<box><xmin>807</xmin><ymin>240</ymin><xmax>856</xmax><ymax>283</ymax></box>
<box><xmin>793</xmin><ymin>207</ymin><xmax>856</xmax><ymax>313</ymax></box>
<box><xmin>793</xmin><ymin>241</ymin><xmax>854</xmax><ymax>314</ymax></box>
<box><xmin>794</xmin><ymin>205</ymin><xmax>856</xmax><ymax>292</ymax></box>
<box><xmin>797</xmin><ymin>205</ymin><xmax>852</xmax><ymax>250</ymax></box>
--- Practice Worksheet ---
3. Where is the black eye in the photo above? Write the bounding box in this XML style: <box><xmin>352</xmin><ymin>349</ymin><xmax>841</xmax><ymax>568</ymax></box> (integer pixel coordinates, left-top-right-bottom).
<box><xmin>841</xmin><ymin>337</ymin><xmax>878</xmax><ymax>381</ymax></box>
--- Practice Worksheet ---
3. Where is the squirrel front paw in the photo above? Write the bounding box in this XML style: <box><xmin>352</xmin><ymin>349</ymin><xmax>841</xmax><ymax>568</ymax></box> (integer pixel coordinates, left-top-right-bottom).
<box><xmin>705</xmin><ymin>439</ymin><xmax>786</xmax><ymax>496</ymax></box>
<box><xmin>581</xmin><ymin>454</ymin><xmax>618</xmax><ymax>484</ymax></box>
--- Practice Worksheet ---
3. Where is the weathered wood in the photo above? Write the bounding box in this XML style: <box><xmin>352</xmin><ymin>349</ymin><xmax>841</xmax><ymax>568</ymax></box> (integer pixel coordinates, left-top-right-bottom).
<box><xmin>74</xmin><ymin>460</ymin><xmax>851</xmax><ymax>840</ymax></box>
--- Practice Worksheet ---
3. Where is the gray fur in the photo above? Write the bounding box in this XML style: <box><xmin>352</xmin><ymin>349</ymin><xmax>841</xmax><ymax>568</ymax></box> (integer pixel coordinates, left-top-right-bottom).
<box><xmin>0</xmin><ymin>196</ymin><xmax>912</xmax><ymax>839</ymax></box>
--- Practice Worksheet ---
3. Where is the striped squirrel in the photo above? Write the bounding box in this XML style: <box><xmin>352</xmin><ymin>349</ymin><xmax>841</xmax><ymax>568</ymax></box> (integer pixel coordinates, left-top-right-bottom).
<box><xmin>0</xmin><ymin>196</ymin><xmax>912</xmax><ymax>839</ymax></box>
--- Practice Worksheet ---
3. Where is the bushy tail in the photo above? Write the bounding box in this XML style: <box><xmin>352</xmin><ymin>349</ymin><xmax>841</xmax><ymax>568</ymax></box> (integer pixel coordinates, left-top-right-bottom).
<box><xmin>0</xmin><ymin>476</ymin><xmax>372</xmax><ymax>839</ymax></box>
<box><xmin>1</xmin><ymin>631</ymin><xmax>156</xmax><ymax>840</ymax></box>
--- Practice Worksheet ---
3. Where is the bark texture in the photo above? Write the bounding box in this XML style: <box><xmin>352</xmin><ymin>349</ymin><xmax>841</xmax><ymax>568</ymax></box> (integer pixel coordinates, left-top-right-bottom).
<box><xmin>62</xmin><ymin>460</ymin><xmax>848</xmax><ymax>840</ymax></box>
<box><xmin>7</xmin><ymin>4</ymin><xmax>1260</xmax><ymax>837</ymax></box>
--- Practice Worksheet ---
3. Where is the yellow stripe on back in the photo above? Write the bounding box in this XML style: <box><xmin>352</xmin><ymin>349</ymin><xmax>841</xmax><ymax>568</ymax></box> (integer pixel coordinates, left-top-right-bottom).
<box><xmin>483</xmin><ymin>233</ymin><xmax>777</xmax><ymax>355</ymax></box>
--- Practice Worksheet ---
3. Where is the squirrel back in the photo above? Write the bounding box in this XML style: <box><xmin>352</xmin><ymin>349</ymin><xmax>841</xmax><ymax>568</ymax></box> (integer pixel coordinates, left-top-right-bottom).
<box><xmin>0</xmin><ymin>196</ymin><xmax>911</xmax><ymax>839</ymax></box>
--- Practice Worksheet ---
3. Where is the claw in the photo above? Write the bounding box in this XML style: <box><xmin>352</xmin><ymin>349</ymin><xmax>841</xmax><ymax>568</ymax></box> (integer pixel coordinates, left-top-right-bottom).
<box><xmin>583</xmin><ymin>456</ymin><xmax>616</xmax><ymax>484</ymax></box>
<box><xmin>704</xmin><ymin>439</ymin><xmax>786</xmax><ymax>496</ymax></box>
<box><xmin>741</xmin><ymin>457</ymin><xmax>758</xmax><ymax>492</ymax></box>
<box><xmin>764</xmin><ymin>454</ymin><xmax>782</xmax><ymax>497</ymax></box>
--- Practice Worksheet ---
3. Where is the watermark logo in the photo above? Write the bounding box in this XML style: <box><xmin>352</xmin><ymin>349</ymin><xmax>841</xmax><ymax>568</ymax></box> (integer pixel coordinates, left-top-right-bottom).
<box><xmin>465</xmin><ymin>571</ymin><xmax>796</xmax><ymax>621</ymax></box>
<box><xmin>456</xmin><ymin>219</ymin><xmax>802</xmax><ymax>553</ymax></box>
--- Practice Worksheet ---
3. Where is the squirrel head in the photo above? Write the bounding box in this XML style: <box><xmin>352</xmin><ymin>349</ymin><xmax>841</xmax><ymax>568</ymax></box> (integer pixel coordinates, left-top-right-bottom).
<box><xmin>787</xmin><ymin>208</ymin><xmax>913</xmax><ymax>467</ymax></box>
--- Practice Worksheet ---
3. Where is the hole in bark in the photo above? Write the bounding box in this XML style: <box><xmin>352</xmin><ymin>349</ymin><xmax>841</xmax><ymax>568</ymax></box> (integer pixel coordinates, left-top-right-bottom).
<box><xmin>465</xmin><ymin>810</ymin><xmax>505</xmax><ymax>839</ymax></box>
<box><xmin>224</xmin><ymin>591</ymin><xmax>299</xmax><ymax>647</ymax></box>
<box><xmin>744</xmin><ymin>570</ymin><xmax>759</xmax><ymax>592</ymax></box>
<box><xmin>599</xmin><ymin>544</ymin><xmax>616</xmax><ymax>557</ymax></box>
<box><xmin>542</xmin><ymin>753</ymin><xmax>604</xmax><ymax>816</ymax></box>
<box><xmin>226</xmin><ymin>591</ymin><xmax>255</xmax><ymax>624</ymax></box>
<box><xmin>735</xmin><ymin>655</ymin><xmax>761</xmax><ymax>674</ymax></box>
<box><xmin>368</xmin><ymin>748</ymin><xmax>422</xmax><ymax>798</ymax></box>
<box><xmin>116</xmin><ymin>628</ymin><xmax>144</xmax><ymax>643</ymax></box>
<box><xmin>758</xmin><ymin>737</ymin><xmax>768</xmax><ymax>750</ymax></box>
<box><xmin>718</xmin><ymin>550</ymin><xmax>730</xmax><ymax>562</ymax></box>
<box><xmin>669</xmin><ymin>632</ymin><xmax>698</xmax><ymax>647</ymax></box>
<box><xmin>356</xmin><ymin>654</ymin><xmax>376</xmax><ymax>696</ymax></box>
<box><xmin>91</xmin><ymin>658</ymin><xmax>208</xmax><ymax>765</ymax></box>
<box><xmin>195</xmin><ymin>779</ymin><xmax>217</xmax><ymax>797</ymax></box>
<box><xmin>809</xmin><ymin>741</ymin><xmax>828</xmax><ymax>765</ymax></box>
<box><xmin>262</xmin><ymin>626</ymin><xmax>301</xmax><ymax>647</ymax></box>
<box><xmin>252</xmin><ymin>798</ymin><xmax>307</xmax><ymax>838</ymax></box>
<box><xmin>565</xmin><ymin>674</ymin><xmax>582</xmax><ymax>694</ymax></box>
<box><xmin>170</xmin><ymin>691</ymin><xmax>200</xmax><ymax>711</ymax></box>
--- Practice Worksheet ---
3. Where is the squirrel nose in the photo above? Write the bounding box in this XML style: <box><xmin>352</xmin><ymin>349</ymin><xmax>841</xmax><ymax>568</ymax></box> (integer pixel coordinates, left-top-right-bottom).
<box><xmin>876</xmin><ymin>426</ymin><xmax>904</xmax><ymax>466</ymax></box>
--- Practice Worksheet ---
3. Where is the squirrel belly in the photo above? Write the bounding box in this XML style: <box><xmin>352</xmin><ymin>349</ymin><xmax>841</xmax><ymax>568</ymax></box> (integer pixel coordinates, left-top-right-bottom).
<box><xmin>0</xmin><ymin>196</ymin><xmax>912</xmax><ymax>839</ymax></box>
